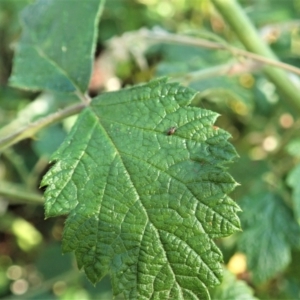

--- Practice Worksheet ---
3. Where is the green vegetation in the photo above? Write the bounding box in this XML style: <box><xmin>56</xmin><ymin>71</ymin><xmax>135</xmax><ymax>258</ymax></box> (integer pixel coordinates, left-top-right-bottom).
<box><xmin>1</xmin><ymin>0</ymin><xmax>300</xmax><ymax>299</ymax></box>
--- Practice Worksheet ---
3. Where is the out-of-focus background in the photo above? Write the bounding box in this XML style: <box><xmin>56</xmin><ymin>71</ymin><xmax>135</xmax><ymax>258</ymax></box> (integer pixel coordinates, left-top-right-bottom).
<box><xmin>1</xmin><ymin>0</ymin><xmax>300</xmax><ymax>299</ymax></box>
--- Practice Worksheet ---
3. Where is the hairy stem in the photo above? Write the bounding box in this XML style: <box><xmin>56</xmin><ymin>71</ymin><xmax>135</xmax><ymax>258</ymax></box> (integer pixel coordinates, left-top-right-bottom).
<box><xmin>0</xmin><ymin>102</ymin><xmax>86</xmax><ymax>151</ymax></box>
<box><xmin>211</xmin><ymin>0</ymin><xmax>300</xmax><ymax>112</ymax></box>
<box><xmin>0</xmin><ymin>181</ymin><xmax>43</xmax><ymax>204</ymax></box>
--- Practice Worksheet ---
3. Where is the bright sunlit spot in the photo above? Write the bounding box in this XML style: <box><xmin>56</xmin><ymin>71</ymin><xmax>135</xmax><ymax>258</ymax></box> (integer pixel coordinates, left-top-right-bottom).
<box><xmin>6</xmin><ymin>265</ymin><xmax>23</xmax><ymax>281</ymax></box>
<box><xmin>263</xmin><ymin>136</ymin><xmax>278</xmax><ymax>152</ymax></box>
<box><xmin>10</xmin><ymin>279</ymin><xmax>28</xmax><ymax>295</ymax></box>
<box><xmin>227</xmin><ymin>253</ymin><xmax>247</xmax><ymax>275</ymax></box>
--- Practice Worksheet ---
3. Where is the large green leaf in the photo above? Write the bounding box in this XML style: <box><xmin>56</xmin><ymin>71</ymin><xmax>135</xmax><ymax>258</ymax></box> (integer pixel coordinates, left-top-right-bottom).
<box><xmin>42</xmin><ymin>78</ymin><xmax>240</xmax><ymax>299</ymax></box>
<box><xmin>9</xmin><ymin>0</ymin><xmax>104</xmax><ymax>93</ymax></box>
<box><xmin>238</xmin><ymin>192</ymin><xmax>300</xmax><ymax>283</ymax></box>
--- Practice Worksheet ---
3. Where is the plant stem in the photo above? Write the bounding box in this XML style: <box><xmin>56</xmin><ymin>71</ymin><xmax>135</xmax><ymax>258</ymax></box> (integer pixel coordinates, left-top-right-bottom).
<box><xmin>142</xmin><ymin>30</ymin><xmax>300</xmax><ymax>77</ymax></box>
<box><xmin>0</xmin><ymin>181</ymin><xmax>43</xmax><ymax>204</ymax></box>
<box><xmin>170</xmin><ymin>63</ymin><xmax>232</xmax><ymax>84</ymax></box>
<box><xmin>2</xmin><ymin>149</ymin><xmax>30</xmax><ymax>185</ymax></box>
<box><xmin>211</xmin><ymin>0</ymin><xmax>300</xmax><ymax>112</ymax></box>
<box><xmin>27</xmin><ymin>156</ymin><xmax>50</xmax><ymax>190</ymax></box>
<box><xmin>0</xmin><ymin>102</ymin><xmax>86</xmax><ymax>151</ymax></box>
<box><xmin>171</xmin><ymin>60</ymin><xmax>263</xmax><ymax>85</ymax></box>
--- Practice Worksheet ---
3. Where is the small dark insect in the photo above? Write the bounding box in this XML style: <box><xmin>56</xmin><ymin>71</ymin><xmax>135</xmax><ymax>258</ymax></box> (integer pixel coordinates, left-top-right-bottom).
<box><xmin>167</xmin><ymin>126</ymin><xmax>177</xmax><ymax>135</ymax></box>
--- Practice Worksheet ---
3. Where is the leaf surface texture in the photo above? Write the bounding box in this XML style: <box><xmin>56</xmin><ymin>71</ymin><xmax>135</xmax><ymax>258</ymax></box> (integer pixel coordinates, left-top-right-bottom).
<box><xmin>42</xmin><ymin>79</ymin><xmax>240</xmax><ymax>299</ymax></box>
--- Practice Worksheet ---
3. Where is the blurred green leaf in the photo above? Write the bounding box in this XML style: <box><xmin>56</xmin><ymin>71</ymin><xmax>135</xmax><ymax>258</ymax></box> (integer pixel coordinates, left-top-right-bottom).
<box><xmin>9</xmin><ymin>0</ymin><xmax>105</xmax><ymax>93</ymax></box>
<box><xmin>210</xmin><ymin>268</ymin><xmax>258</xmax><ymax>300</ymax></box>
<box><xmin>286</xmin><ymin>138</ymin><xmax>300</xmax><ymax>158</ymax></box>
<box><xmin>238</xmin><ymin>192</ymin><xmax>300</xmax><ymax>283</ymax></box>
<box><xmin>243</xmin><ymin>0</ymin><xmax>299</xmax><ymax>26</ymax></box>
<box><xmin>287</xmin><ymin>164</ymin><xmax>300</xmax><ymax>224</ymax></box>
<box><xmin>280</xmin><ymin>251</ymin><xmax>300</xmax><ymax>299</ymax></box>
<box><xmin>36</xmin><ymin>243</ymin><xmax>73</xmax><ymax>280</ymax></box>
<box><xmin>32</xmin><ymin>124</ymin><xmax>66</xmax><ymax>158</ymax></box>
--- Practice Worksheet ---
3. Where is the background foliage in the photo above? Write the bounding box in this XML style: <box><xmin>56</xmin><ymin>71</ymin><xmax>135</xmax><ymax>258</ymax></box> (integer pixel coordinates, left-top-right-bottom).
<box><xmin>0</xmin><ymin>0</ymin><xmax>300</xmax><ymax>299</ymax></box>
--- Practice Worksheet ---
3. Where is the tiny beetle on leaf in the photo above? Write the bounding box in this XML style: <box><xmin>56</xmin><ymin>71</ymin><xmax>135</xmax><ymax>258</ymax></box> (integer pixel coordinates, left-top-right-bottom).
<box><xmin>167</xmin><ymin>127</ymin><xmax>176</xmax><ymax>135</ymax></box>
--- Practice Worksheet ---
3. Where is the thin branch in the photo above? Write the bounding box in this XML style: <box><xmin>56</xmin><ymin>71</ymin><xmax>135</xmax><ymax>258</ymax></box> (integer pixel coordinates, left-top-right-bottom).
<box><xmin>0</xmin><ymin>102</ymin><xmax>86</xmax><ymax>151</ymax></box>
<box><xmin>232</xmin><ymin>49</ymin><xmax>300</xmax><ymax>76</ymax></box>
<box><xmin>170</xmin><ymin>60</ymin><xmax>262</xmax><ymax>85</ymax></box>
<box><xmin>27</xmin><ymin>156</ymin><xmax>50</xmax><ymax>190</ymax></box>
<box><xmin>75</xmin><ymin>90</ymin><xmax>92</xmax><ymax>105</ymax></box>
<box><xmin>141</xmin><ymin>29</ymin><xmax>300</xmax><ymax>77</ymax></box>
<box><xmin>0</xmin><ymin>181</ymin><xmax>44</xmax><ymax>205</ymax></box>
<box><xmin>2</xmin><ymin>149</ymin><xmax>30</xmax><ymax>185</ymax></box>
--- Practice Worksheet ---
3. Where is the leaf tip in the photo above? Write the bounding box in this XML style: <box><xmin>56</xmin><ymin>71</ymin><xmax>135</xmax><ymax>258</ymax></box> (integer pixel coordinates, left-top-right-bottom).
<box><xmin>234</xmin><ymin>181</ymin><xmax>241</xmax><ymax>188</ymax></box>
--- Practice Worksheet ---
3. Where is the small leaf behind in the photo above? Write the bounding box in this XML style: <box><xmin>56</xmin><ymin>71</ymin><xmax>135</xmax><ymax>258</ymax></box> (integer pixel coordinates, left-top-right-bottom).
<box><xmin>238</xmin><ymin>192</ymin><xmax>300</xmax><ymax>283</ymax></box>
<box><xmin>210</xmin><ymin>268</ymin><xmax>258</xmax><ymax>300</ymax></box>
